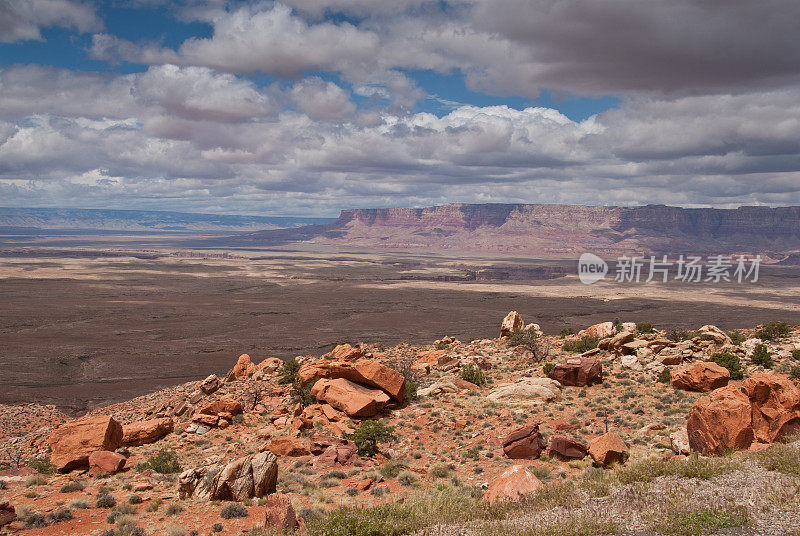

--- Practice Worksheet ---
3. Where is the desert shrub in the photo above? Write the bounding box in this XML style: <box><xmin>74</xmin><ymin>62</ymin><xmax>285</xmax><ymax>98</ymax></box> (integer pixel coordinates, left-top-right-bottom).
<box><xmin>220</xmin><ymin>502</ymin><xmax>249</xmax><ymax>519</ymax></box>
<box><xmin>146</xmin><ymin>497</ymin><xmax>163</xmax><ymax>512</ymax></box>
<box><xmin>708</xmin><ymin>352</ymin><xmax>744</xmax><ymax>380</ymax></box>
<box><xmin>46</xmin><ymin>508</ymin><xmax>74</xmax><ymax>523</ymax></box>
<box><xmin>128</xmin><ymin>494</ymin><xmax>143</xmax><ymax>504</ymax></box>
<box><xmin>460</xmin><ymin>364</ymin><xmax>486</xmax><ymax>386</ymax></box>
<box><xmin>668</xmin><ymin>329</ymin><xmax>699</xmax><ymax>342</ymax></box>
<box><xmin>398</xmin><ymin>470</ymin><xmax>419</xmax><ymax>486</ymax></box>
<box><xmin>166</xmin><ymin>528</ymin><xmax>186</xmax><ymax>536</ymax></box>
<box><xmin>612</xmin><ymin>318</ymin><xmax>624</xmax><ymax>332</ymax></box>
<box><xmin>25</xmin><ymin>474</ymin><xmax>48</xmax><ymax>487</ymax></box>
<box><xmin>751</xmin><ymin>344</ymin><xmax>773</xmax><ymax>368</ymax></box>
<box><xmin>792</xmin><ymin>349</ymin><xmax>800</xmax><ymax>360</ymax></box>
<box><xmin>350</xmin><ymin>420</ymin><xmax>396</xmax><ymax>457</ymax></box>
<box><xmin>749</xmin><ymin>442</ymin><xmax>800</xmax><ymax>475</ymax></box>
<box><xmin>728</xmin><ymin>331</ymin><xmax>746</xmax><ymax>345</ymax></box>
<box><xmin>657</xmin><ymin>367</ymin><xmax>672</xmax><ymax>384</ymax></box>
<box><xmin>428</xmin><ymin>463</ymin><xmax>451</xmax><ymax>479</ymax></box>
<box><xmin>290</xmin><ymin>379</ymin><xmax>314</xmax><ymax>407</ymax></box>
<box><xmin>379</xmin><ymin>460</ymin><xmax>404</xmax><ymax>479</ymax></box>
<box><xmin>165</xmin><ymin>502</ymin><xmax>184</xmax><ymax>516</ymax></box>
<box><xmin>636</xmin><ymin>322</ymin><xmax>655</xmax><ymax>333</ymax></box>
<box><xmin>96</xmin><ymin>493</ymin><xmax>117</xmax><ymax>508</ymax></box>
<box><xmin>137</xmin><ymin>448</ymin><xmax>181</xmax><ymax>474</ymax></box>
<box><xmin>278</xmin><ymin>358</ymin><xmax>301</xmax><ymax>384</ymax></box>
<box><xmin>434</xmin><ymin>341</ymin><xmax>450</xmax><ymax>350</ymax></box>
<box><xmin>21</xmin><ymin>510</ymin><xmax>48</xmax><ymax>529</ymax></box>
<box><xmin>405</xmin><ymin>380</ymin><xmax>418</xmax><ymax>401</ymax></box>
<box><xmin>790</xmin><ymin>366</ymin><xmax>800</xmax><ymax>380</ymax></box>
<box><xmin>69</xmin><ymin>498</ymin><xmax>89</xmax><ymax>509</ymax></box>
<box><xmin>558</xmin><ymin>326</ymin><xmax>575</xmax><ymax>337</ymax></box>
<box><xmin>507</xmin><ymin>326</ymin><xmax>549</xmax><ymax>359</ymax></box>
<box><xmin>542</xmin><ymin>363</ymin><xmax>555</xmax><ymax>376</ymax></box>
<box><xmin>561</xmin><ymin>336</ymin><xmax>598</xmax><ymax>353</ymax></box>
<box><xmin>26</xmin><ymin>456</ymin><xmax>56</xmax><ymax>474</ymax></box>
<box><xmin>60</xmin><ymin>480</ymin><xmax>85</xmax><ymax>493</ymax></box>
<box><xmin>756</xmin><ymin>321</ymin><xmax>790</xmax><ymax>341</ymax></box>
<box><xmin>212</xmin><ymin>523</ymin><xmax>224</xmax><ymax>533</ymax></box>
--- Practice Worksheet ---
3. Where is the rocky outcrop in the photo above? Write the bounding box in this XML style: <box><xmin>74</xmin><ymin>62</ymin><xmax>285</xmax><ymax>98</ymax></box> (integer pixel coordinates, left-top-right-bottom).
<box><xmin>299</xmin><ymin>359</ymin><xmax>406</xmax><ymax>401</ymax></box>
<box><xmin>503</xmin><ymin>423</ymin><xmax>546</xmax><ymax>459</ymax></box>
<box><xmin>487</xmin><ymin>377</ymin><xmax>562</xmax><ymax>405</ymax></box>
<box><xmin>548</xmin><ymin>435</ymin><xmax>588</xmax><ymax>460</ymax></box>
<box><xmin>47</xmin><ymin>415</ymin><xmax>124</xmax><ymax>472</ymax></box>
<box><xmin>742</xmin><ymin>373</ymin><xmax>800</xmax><ymax>443</ymax></box>
<box><xmin>230</xmin><ymin>354</ymin><xmax>257</xmax><ymax>379</ymax></box>
<box><xmin>670</xmin><ymin>362</ymin><xmax>730</xmax><ymax>392</ymax></box>
<box><xmin>500</xmin><ymin>311</ymin><xmax>524</xmax><ymax>337</ymax></box>
<box><xmin>579</xmin><ymin>322</ymin><xmax>614</xmax><ymax>339</ymax></box>
<box><xmin>122</xmin><ymin>417</ymin><xmax>174</xmax><ymax>446</ymax></box>
<box><xmin>179</xmin><ymin>451</ymin><xmax>278</xmax><ymax>501</ymax></box>
<box><xmin>687</xmin><ymin>386</ymin><xmax>754</xmax><ymax>455</ymax></box>
<box><xmin>310</xmin><ymin>378</ymin><xmax>390</xmax><ymax>417</ymax></box>
<box><xmin>483</xmin><ymin>465</ymin><xmax>543</xmax><ymax>504</ymax></box>
<box><xmin>327</xmin><ymin>344</ymin><xmax>364</xmax><ymax>361</ymax></box>
<box><xmin>264</xmin><ymin>493</ymin><xmax>298</xmax><ymax>530</ymax></box>
<box><xmin>549</xmin><ymin>357</ymin><xmax>602</xmax><ymax>387</ymax></box>
<box><xmin>589</xmin><ymin>432</ymin><xmax>629</xmax><ymax>467</ymax></box>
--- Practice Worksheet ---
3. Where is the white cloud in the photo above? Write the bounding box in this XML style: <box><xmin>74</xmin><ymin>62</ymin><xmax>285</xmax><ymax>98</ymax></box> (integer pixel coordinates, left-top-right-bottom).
<box><xmin>0</xmin><ymin>0</ymin><xmax>102</xmax><ymax>42</ymax></box>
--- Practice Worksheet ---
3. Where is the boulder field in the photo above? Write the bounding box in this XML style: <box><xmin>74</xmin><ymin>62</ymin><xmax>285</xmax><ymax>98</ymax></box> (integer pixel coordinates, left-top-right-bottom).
<box><xmin>1</xmin><ymin>315</ymin><xmax>799</xmax><ymax>535</ymax></box>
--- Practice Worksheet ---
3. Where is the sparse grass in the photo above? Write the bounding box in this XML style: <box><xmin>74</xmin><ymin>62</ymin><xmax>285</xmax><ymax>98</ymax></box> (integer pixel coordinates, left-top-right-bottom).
<box><xmin>137</xmin><ymin>448</ymin><xmax>182</xmax><ymax>474</ymax></box>
<box><xmin>146</xmin><ymin>497</ymin><xmax>163</xmax><ymax>512</ymax></box>
<box><xmin>428</xmin><ymin>463</ymin><xmax>452</xmax><ymax>479</ymax></box>
<box><xmin>561</xmin><ymin>336</ymin><xmax>598</xmax><ymax>353</ymax></box>
<box><xmin>60</xmin><ymin>480</ymin><xmax>85</xmax><ymax>493</ymax></box>
<box><xmin>380</xmin><ymin>460</ymin><xmax>404</xmax><ymax>479</ymax></box>
<box><xmin>25</xmin><ymin>474</ymin><xmax>48</xmax><ymax>487</ymax></box>
<box><xmin>749</xmin><ymin>442</ymin><xmax>800</xmax><ymax>475</ymax></box>
<box><xmin>649</xmin><ymin>504</ymin><xmax>750</xmax><ymax>536</ymax></box>
<box><xmin>398</xmin><ymin>470</ymin><xmax>419</xmax><ymax>486</ymax></box>
<box><xmin>165</xmin><ymin>502</ymin><xmax>184</xmax><ymax>516</ymax></box>
<box><xmin>615</xmin><ymin>454</ymin><xmax>742</xmax><ymax>484</ymax></box>
<box><xmin>476</xmin><ymin>513</ymin><xmax>619</xmax><ymax>536</ymax></box>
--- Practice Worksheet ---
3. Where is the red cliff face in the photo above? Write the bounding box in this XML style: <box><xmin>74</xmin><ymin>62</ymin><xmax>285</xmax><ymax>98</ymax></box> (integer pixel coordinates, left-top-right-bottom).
<box><xmin>224</xmin><ymin>203</ymin><xmax>800</xmax><ymax>258</ymax></box>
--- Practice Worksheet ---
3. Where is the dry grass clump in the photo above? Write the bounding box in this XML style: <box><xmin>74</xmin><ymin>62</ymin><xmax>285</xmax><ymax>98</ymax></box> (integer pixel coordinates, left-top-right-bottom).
<box><xmin>615</xmin><ymin>454</ymin><xmax>742</xmax><ymax>484</ymax></box>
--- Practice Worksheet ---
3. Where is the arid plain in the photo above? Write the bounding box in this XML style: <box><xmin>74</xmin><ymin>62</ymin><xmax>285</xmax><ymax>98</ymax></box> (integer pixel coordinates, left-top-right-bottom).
<box><xmin>3</xmin><ymin>236</ymin><xmax>800</xmax><ymax>413</ymax></box>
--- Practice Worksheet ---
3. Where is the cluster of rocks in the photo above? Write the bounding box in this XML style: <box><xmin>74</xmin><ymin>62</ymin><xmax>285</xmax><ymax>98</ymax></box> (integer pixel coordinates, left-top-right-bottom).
<box><xmin>501</xmin><ymin>422</ymin><xmax>626</xmax><ymax>468</ymax></box>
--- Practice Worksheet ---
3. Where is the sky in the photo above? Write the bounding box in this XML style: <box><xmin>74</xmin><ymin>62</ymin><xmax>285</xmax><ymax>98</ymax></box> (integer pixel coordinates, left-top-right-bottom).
<box><xmin>1</xmin><ymin>1</ymin><xmax>800</xmax><ymax>216</ymax></box>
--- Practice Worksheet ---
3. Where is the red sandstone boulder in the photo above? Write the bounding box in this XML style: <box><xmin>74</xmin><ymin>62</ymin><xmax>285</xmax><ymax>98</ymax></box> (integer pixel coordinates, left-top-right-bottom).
<box><xmin>548</xmin><ymin>435</ymin><xmax>588</xmax><ymax>460</ymax></box>
<box><xmin>687</xmin><ymin>385</ymin><xmax>754</xmax><ymax>455</ymax></box>
<box><xmin>47</xmin><ymin>415</ymin><xmax>123</xmax><ymax>472</ymax></box>
<box><xmin>589</xmin><ymin>431</ymin><xmax>629</xmax><ymax>467</ymax></box>
<box><xmin>0</xmin><ymin>502</ymin><xmax>16</xmax><ymax>527</ymax></box>
<box><xmin>265</xmin><ymin>436</ymin><xmax>312</xmax><ymax>457</ymax></box>
<box><xmin>298</xmin><ymin>359</ymin><xmax>406</xmax><ymax>401</ymax></box>
<box><xmin>670</xmin><ymin>362</ymin><xmax>730</xmax><ymax>392</ymax></box>
<box><xmin>199</xmin><ymin>397</ymin><xmax>243</xmax><ymax>417</ymax></box>
<box><xmin>483</xmin><ymin>465</ymin><xmax>543</xmax><ymax>504</ymax></box>
<box><xmin>742</xmin><ymin>373</ymin><xmax>800</xmax><ymax>443</ymax></box>
<box><xmin>122</xmin><ymin>418</ymin><xmax>174</xmax><ymax>446</ymax></box>
<box><xmin>549</xmin><ymin>357</ymin><xmax>602</xmax><ymax>387</ymax></box>
<box><xmin>500</xmin><ymin>311</ymin><xmax>524</xmax><ymax>337</ymax></box>
<box><xmin>502</xmin><ymin>423</ymin><xmax>547</xmax><ymax>459</ymax></box>
<box><xmin>579</xmin><ymin>322</ymin><xmax>614</xmax><ymax>339</ymax></box>
<box><xmin>88</xmin><ymin>450</ymin><xmax>126</xmax><ymax>474</ymax></box>
<box><xmin>328</xmin><ymin>344</ymin><xmax>364</xmax><ymax>361</ymax></box>
<box><xmin>232</xmin><ymin>354</ymin><xmax>257</xmax><ymax>379</ymax></box>
<box><xmin>264</xmin><ymin>493</ymin><xmax>298</xmax><ymax>530</ymax></box>
<box><xmin>313</xmin><ymin>441</ymin><xmax>358</xmax><ymax>469</ymax></box>
<box><xmin>310</xmin><ymin>378</ymin><xmax>389</xmax><ymax>417</ymax></box>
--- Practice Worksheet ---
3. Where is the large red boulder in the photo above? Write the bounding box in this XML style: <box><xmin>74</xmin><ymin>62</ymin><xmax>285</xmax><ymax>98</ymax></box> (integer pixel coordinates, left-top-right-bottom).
<box><xmin>310</xmin><ymin>378</ymin><xmax>389</xmax><ymax>418</ymax></box>
<box><xmin>588</xmin><ymin>431</ymin><xmax>629</xmax><ymax>467</ymax></box>
<box><xmin>88</xmin><ymin>450</ymin><xmax>126</xmax><ymax>474</ymax></box>
<box><xmin>328</xmin><ymin>344</ymin><xmax>364</xmax><ymax>361</ymax></box>
<box><xmin>483</xmin><ymin>465</ymin><xmax>543</xmax><ymax>504</ymax></box>
<box><xmin>742</xmin><ymin>373</ymin><xmax>800</xmax><ymax>443</ymax></box>
<box><xmin>502</xmin><ymin>423</ymin><xmax>546</xmax><ymax>459</ymax></box>
<box><xmin>122</xmin><ymin>418</ymin><xmax>174</xmax><ymax>446</ymax></box>
<box><xmin>579</xmin><ymin>322</ymin><xmax>614</xmax><ymax>340</ymax></box>
<box><xmin>300</xmin><ymin>360</ymin><xmax>406</xmax><ymax>402</ymax></box>
<box><xmin>265</xmin><ymin>436</ymin><xmax>312</xmax><ymax>457</ymax></box>
<box><xmin>199</xmin><ymin>397</ymin><xmax>243</xmax><ymax>417</ymax></box>
<box><xmin>549</xmin><ymin>357</ymin><xmax>602</xmax><ymax>387</ymax></box>
<box><xmin>0</xmin><ymin>502</ymin><xmax>16</xmax><ymax>527</ymax></box>
<box><xmin>670</xmin><ymin>362</ymin><xmax>730</xmax><ymax>392</ymax></box>
<box><xmin>687</xmin><ymin>385</ymin><xmax>754</xmax><ymax>455</ymax></box>
<box><xmin>231</xmin><ymin>354</ymin><xmax>256</xmax><ymax>379</ymax></box>
<box><xmin>47</xmin><ymin>415</ymin><xmax>123</xmax><ymax>472</ymax></box>
<box><xmin>548</xmin><ymin>435</ymin><xmax>588</xmax><ymax>460</ymax></box>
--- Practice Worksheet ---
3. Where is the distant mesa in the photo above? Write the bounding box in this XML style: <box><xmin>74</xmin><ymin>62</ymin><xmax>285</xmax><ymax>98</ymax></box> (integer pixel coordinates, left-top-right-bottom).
<box><xmin>213</xmin><ymin>203</ymin><xmax>800</xmax><ymax>259</ymax></box>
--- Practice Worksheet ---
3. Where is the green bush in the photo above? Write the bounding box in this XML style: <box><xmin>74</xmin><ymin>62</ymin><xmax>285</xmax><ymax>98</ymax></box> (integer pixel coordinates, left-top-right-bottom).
<box><xmin>506</xmin><ymin>326</ymin><xmax>548</xmax><ymax>359</ymax></box>
<box><xmin>543</xmin><ymin>363</ymin><xmax>555</xmax><ymax>376</ymax></box>
<box><xmin>708</xmin><ymin>352</ymin><xmax>744</xmax><ymax>380</ymax></box>
<box><xmin>635</xmin><ymin>322</ymin><xmax>655</xmax><ymax>334</ymax></box>
<box><xmin>728</xmin><ymin>331</ymin><xmax>746</xmax><ymax>345</ymax></box>
<box><xmin>290</xmin><ymin>379</ymin><xmax>314</xmax><ymax>407</ymax></box>
<box><xmin>350</xmin><ymin>420</ymin><xmax>396</xmax><ymax>457</ymax></box>
<box><xmin>558</xmin><ymin>327</ymin><xmax>575</xmax><ymax>337</ymax></box>
<box><xmin>612</xmin><ymin>318</ymin><xmax>624</xmax><ymax>332</ymax></box>
<box><xmin>460</xmin><ymin>364</ymin><xmax>486</xmax><ymax>386</ymax></box>
<box><xmin>434</xmin><ymin>341</ymin><xmax>450</xmax><ymax>350</ymax></box>
<box><xmin>657</xmin><ymin>367</ymin><xmax>672</xmax><ymax>384</ymax></box>
<box><xmin>756</xmin><ymin>321</ymin><xmax>790</xmax><ymax>341</ymax></box>
<box><xmin>278</xmin><ymin>358</ymin><xmax>301</xmax><ymax>384</ymax></box>
<box><xmin>137</xmin><ymin>448</ymin><xmax>182</xmax><ymax>474</ymax></box>
<box><xmin>561</xmin><ymin>336</ymin><xmax>598</xmax><ymax>353</ymax></box>
<box><xmin>751</xmin><ymin>344</ymin><xmax>773</xmax><ymax>368</ymax></box>
<box><xmin>26</xmin><ymin>456</ymin><xmax>56</xmax><ymax>474</ymax></box>
<box><xmin>792</xmin><ymin>349</ymin><xmax>800</xmax><ymax>360</ymax></box>
<box><xmin>220</xmin><ymin>503</ymin><xmax>249</xmax><ymax>519</ymax></box>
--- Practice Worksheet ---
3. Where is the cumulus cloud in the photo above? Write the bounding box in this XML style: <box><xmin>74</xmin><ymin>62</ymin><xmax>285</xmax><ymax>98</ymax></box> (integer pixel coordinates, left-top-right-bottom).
<box><xmin>0</xmin><ymin>0</ymin><xmax>102</xmax><ymax>42</ymax></box>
